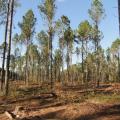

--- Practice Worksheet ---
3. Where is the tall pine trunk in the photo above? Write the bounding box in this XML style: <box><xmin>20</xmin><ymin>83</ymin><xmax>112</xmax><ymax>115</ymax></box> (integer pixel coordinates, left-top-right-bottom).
<box><xmin>95</xmin><ymin>23</ymin><xmax>100</xmax><ymax>88</ymax></box>
<box><xmin>118</xmin><ymin>0</ymin><xmax>120</xmax><ymax>36</ymax></box>
<box><xmin>118</xmin><ymin>0</ymin><xmax>120</xmax><ymax>81</ymax></box>
<box><xmin>4</xmin><ymin>0</ymin><xmax>14</xmax><ymax>96</ymax></box>
<box><xmin>1</xmin><ymin>2</ymin><xmax>10</xmax><ymax>90</ymax></box>
<box><xmin>81</xmin><ymin>39</ymin><xmax>84</xmax><ymax>84</ymax></box>
<box><xmin>25</xmin><ymin>43</ymin><xmax>29</xmax><ymax>86</ymax></box>
<box><xmin>49</xmin><ymin>30</ymin><xmax>53</xmax><ymax>92</ymax></box>
<box><xmin>66</xmin><ymin>40</ymin><xmax>70</xmax><ymax>84</ymax></box>
<box><xmin>85</xmin><ymin>40</ymin><xmax>88</xmax><ymax>86</ymax></box>
<box><xmin>118</xmin><ymin>53</ymin><xmax>120</xmax><ymax>81</ymax></box>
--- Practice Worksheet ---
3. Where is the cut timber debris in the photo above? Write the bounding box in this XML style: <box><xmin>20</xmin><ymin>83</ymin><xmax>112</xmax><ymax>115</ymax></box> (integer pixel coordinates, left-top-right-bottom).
<box><xmin>0</xmin><ymin>93</ymin><xmax>57</xmax><ymax>105</ymax></box>
<box><xmin>5</xmin><ymin>111</ymin><xmax>17</xmax><ymax>120</ymax></box>
<box><xmin>13</xmin><ymin>106</ymin><xmax>24</xmax><ymax>115</ymax></box>
<box><xmin>5</xmin><ymin>106</ymin><xmax>24</xmax><ymax>120</ymax></box>
<box><xmin>5</xmin><ymin>111</ymin><xmax>61</xmax><ymax>120</ymax></box>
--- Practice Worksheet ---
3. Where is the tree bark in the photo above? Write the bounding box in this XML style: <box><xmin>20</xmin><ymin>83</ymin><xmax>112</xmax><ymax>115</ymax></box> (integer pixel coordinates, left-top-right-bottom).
<box><xmin>81</xmin><ymin>39</ymin><xmax>84</xmax><ymax>84</ymax></box>
<box><xmin>1</xmin><ymin>2</ymin><xmax>10</xmax><ymax>90</ymax></box>
<box><xmin>4</xmin><ymin>0</ymin><xmax>14</xmax><ymax>96</ymax></box>
<box><xmin>49</xmin><ymin>30</ymin><xmax>53</xmax><ymax>92</ymax></box>
<box><xmin>118</xmin><ymin>0</ymin><xmax>120</xmax><ymax>36</ymax></box>
<box><xmin>66</xmin><ymin>40</ymin><xmax>70</xmax><ymax>84</ymax></box>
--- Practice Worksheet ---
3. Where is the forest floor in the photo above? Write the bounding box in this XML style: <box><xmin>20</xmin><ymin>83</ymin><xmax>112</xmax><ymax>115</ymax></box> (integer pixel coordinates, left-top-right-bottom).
<box><xmin>0</xmin><ymin>82</ymin><xmax>120</xmax><ymax>120</ymax></box>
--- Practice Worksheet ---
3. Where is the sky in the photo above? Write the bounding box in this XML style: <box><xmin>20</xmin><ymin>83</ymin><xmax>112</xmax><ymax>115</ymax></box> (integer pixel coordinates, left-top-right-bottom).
<box><xmin>0</xmin><ymin>0</ymin><xmax>119</xmax><ymax>66</ymax></box>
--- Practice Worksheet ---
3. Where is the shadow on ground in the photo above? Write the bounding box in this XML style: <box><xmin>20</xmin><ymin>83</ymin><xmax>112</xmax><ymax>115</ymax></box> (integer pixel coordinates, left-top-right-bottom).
<box><xmin>21</xmin><ymin>109</ymin><xmax>65</xmax><ymax>120</ymax></box>
<box><xmin>75</xmin><ymin>104</ymin><xmax>120</xmax><ymax>120</ymax></box>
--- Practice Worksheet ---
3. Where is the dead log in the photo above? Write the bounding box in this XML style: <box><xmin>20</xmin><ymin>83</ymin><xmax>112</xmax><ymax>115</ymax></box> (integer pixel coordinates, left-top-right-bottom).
<box><xmin>5</xmin><ymin>106</ymin><xmax>25</xmax><ymax>120</ymax></box>
<box><xmin>5</xmin><ymin>111</ymin><xmax>16</xmax><ymax>120</ymax></box>
<box><xmin>0</xmin><ymin>93</ymin><xmax>57</xmax><ymax>105</ymax></box>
